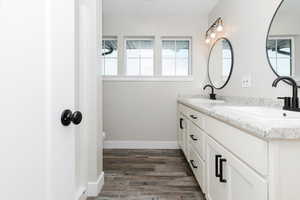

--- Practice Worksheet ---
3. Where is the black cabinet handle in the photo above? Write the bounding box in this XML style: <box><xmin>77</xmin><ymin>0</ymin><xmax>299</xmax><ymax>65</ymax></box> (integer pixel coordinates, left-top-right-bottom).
<box><xmin>215</xmin><ymin>155</ymin><xmax>222</xmax><ymax>178</ymax></box>
<box><xmin>190</xmin><ymin>115</ymin><xmax>198</xmax><ymax>119</ymax></box>
<box><xmin>219</xmin><ymin>158</ymin><xmax>227</xmax><ymax>183</ymax></box>
<box><xmin>180</xmin><ymin>118</ymin><xmax>184</xmax><ymax>129</ymax></box>
<box><xmin>190</xmin><ymin>135</ymin><xmax>198</xmax><ymax>141</ymax></box>
<box><xmin>190</xmin><ymin>160</ymin><xmax>198</xmax><ymax>169</ymax></box>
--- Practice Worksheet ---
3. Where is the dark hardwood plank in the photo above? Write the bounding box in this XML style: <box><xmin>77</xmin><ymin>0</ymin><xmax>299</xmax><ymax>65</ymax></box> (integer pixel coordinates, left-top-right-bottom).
<box><xmin>89</xmin><ymin>149</ymin><xmax>205</xmax><ymax>200</ymax></box>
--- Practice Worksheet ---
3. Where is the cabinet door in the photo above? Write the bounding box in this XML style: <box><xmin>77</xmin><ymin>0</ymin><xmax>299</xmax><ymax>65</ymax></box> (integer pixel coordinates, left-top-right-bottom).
<box><xmin>178</xmin><ymin>114</ymin><xmax>189</xmax><ymax>158</ymax></box>
<box><xmin>226</xmin><ymin>150</ymin><xmax>268</xmax><ymax>200</ymax></box>
<box><xmin>206</xmin><ymin>140</ymin><xmax>229</xmax><ymax>200</ymax></box>
<box><xmin>207</xmin><ymin>137</ymin><xmax>267</xmax><ymax>200</ymax></box>
<box><xmin>177</xmin><ymin>114</ymin><xmax>185</xmax><ymax>149</ymax></box>
<box><xmin>189</xmin><ymin>146</ymin><xmax>206</xmax><ymax>193</ymax></box>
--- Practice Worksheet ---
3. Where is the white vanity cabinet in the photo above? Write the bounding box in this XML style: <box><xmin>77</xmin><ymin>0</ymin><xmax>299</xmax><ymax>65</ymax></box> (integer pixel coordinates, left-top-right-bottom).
<box><xmin>206</xmin><ymin>136</ymin><xmax>267</xmax><ymax>200</ymax></box>
<box><xmin>177</xmin><ymin>102</ymin><xmax>300</xmax><ymax>200</ymax></box>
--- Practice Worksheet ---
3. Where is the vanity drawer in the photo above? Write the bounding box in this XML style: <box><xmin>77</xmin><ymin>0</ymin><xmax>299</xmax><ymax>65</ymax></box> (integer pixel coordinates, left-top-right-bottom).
<box><xmin>189</xmin><ymin>122</ymin><xmax>206</xmax><ymax>161</ymax></box>
<box><xmin>178</xmin><ymin>104</ymin><xmax>205</xmax><ymax>129</ymax></box>
<box><xmin>178</xmin><ymin>103</ymin><xmax>190</xmax><ymax>116</ymax></box>
<box><xmin>186</xmin><ymin>107</ymin><xmax>205</xmax><ymax>129</ymax></box>
<box><xmin>189</xmin><ymin>146</ymin><xmax>206</xmax><ymax>192</ymax></box>
<box><xmin>205</xmin><ymin>116</ymin><xmax>268</xmax><ymax>176</ymax></box>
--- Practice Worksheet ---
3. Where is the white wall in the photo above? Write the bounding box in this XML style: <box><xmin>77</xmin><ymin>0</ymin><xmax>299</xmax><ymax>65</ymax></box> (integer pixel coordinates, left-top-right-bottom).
<box><xmin>208</xmin><ymin>0</ymin><xmax>294</xmax><ymax>98</ymax></box>
<box><xmin>103</xmin><ymin>14</ymin><xmax>209</xmax><ymax>142</ymax></box>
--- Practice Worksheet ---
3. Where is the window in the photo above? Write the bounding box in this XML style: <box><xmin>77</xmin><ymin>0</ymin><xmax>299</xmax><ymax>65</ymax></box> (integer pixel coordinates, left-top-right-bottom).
<box><xmin>102</xmin><ymin>38</ymin><xmax>118</xmax><ymax>76</ymax></box>
<box><xmin>101</xmin><ymin>36</ymin><xmax>193</xmax><ymax>80</ymax></box>
<box><xmin>125</xmin><ymin>39</ymin><xmax>154</xmax><ymax>76</ymax></box>
<box><xmin>162</xmin><ymin>39</ymin><xmax>191</xmax><ymax>76</ymax></box>
<box><xmin>267</xmin><ymin>37</ymin><xmax>293</xmax><ymax>76</ymax></box>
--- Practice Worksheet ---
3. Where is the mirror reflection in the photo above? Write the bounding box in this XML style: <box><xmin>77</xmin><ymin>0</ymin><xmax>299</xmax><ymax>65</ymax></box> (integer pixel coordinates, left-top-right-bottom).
<box><xmin>267</xmin><ymin>0</ymin><xmax>300</xmax><ymax>81</ymax></box>
<box><xmin>208</xmin><ymin>38</ymin><xmax>234</xmax><ymax>89</ymax></box>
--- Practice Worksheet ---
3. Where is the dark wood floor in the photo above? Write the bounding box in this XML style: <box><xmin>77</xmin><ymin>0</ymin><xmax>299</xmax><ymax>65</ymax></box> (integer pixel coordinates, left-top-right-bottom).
<box><xmin>89</xmin><ymin>149</ymin><xmax>205</xmax><ymax>200</ymax></box>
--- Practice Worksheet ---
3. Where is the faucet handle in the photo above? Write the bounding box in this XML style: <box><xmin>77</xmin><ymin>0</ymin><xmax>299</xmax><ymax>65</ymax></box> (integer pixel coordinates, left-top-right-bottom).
<box><xmin>210</xmin><ymin>94</ymin><xmax>216</xmax><ymax>100</ymax></box>
<box><xmin>277</xmin><ymin>97</ymin><xmax>291</xmax><ymax>110</ymax></box>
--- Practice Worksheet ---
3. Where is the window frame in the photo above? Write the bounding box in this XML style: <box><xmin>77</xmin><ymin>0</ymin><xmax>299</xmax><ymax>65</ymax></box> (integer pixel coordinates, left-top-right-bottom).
<box><xmin>102</xmin><ymin>37</ymin><xmax>118</xmax><ymax>76</ymax></box>
<box><xmin>160</xmin><ymin>37</ymin><xmax>192</xmax><ymax>77</ymax></box>
<box><xmin>124</xmin><ymin>37</ymin><xmax>155</xmax><ymax>76</ymax></box>
<box><xmin>267</xmin><ymin>36</ymin><xmax>295</xmax><ymax>77</ymax></box>
<box><xmin>101</xmin><ymin>36</ymin><xmax>194</xmax><ymax>81</ymax></box>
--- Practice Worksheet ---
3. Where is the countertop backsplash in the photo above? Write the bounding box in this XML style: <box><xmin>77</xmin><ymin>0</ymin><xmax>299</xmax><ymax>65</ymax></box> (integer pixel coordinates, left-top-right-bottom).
<box><xmin>178</xmin><ymin>94</ymin><xmax>283</xmax><ymax>108</ymax></box>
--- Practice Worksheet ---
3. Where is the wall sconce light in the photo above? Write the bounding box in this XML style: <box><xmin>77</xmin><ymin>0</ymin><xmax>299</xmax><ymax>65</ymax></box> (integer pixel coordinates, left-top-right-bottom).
<box><xmin>210</xmin><ymin>32</ymin><xmax>216</xmax><ymax>39</ymax></box>
<box><xmin>205</xmin><ymin>17</ymin><xmax>224</xmax><ymax>44</ymax></box>
<box><xmin>205</xmin><ymin>36</ymin><xmax>211</xmax><ymax>44</ymax></box>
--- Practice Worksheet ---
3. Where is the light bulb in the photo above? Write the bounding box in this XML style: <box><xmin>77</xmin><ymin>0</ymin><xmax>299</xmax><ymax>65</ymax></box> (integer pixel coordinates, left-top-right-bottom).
<box><xmin>217</xmin><ymin>24</ymin><xmax>223</xmax><ymax>32</ymax></box>
<box><xmin>205</xmin><ymin>38</ymin><xmax>211</xmax><ymax>44</ymax></box>
<box><xmin>210</xmin><ymin>32</ymin><xmax>216</xmax><ymax>39</ymax></box>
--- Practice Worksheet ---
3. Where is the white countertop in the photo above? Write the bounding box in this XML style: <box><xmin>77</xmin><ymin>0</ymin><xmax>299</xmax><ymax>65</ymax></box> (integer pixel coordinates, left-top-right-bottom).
<box><xmin>178</xmin><ymin>98</ymin><xmax>300</xmax><ymax>140</ymax></box>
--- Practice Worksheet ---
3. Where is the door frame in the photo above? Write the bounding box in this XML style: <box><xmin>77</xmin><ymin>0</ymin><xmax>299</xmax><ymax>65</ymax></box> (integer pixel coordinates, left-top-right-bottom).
<box><xmin>45</xmin><ymin>0</ymin><xmax>102</xmax><ymax>199</ymax></box>
<box><xmin>76</xmin><ymin>0</ymin><xmax>103</xmax><ymax>199</ymax></box>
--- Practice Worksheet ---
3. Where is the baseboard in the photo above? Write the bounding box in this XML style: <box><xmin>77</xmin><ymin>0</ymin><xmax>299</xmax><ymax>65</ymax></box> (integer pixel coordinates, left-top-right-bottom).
<box><xmin>103</xmin><ymin>140</ymin><xmax>179</xmax><ymax>149</ymax></box>
<box><xmin>87</xmin><ymin>172</ymin><xmax>104</xmax><ymax>197</ymax></box>
<box><xmin>76</xmin><ymin>186</ymin><xmax>87</xmax><ymax>200</ymax></box>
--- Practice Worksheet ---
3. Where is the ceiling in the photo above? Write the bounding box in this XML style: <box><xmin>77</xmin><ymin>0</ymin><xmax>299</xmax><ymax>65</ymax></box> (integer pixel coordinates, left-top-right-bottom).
<box><xmin>103</xmin><ymin>0</ymin><xmax>219</xmax><ymax>17</ymax></box>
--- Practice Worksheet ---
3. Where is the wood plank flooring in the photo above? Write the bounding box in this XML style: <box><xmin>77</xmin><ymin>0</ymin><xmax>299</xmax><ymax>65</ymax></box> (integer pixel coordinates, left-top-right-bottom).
<box><xmin>89</xmin><ymin>149</ymin><xmax>205</xmax><ymax>200</ymax></box>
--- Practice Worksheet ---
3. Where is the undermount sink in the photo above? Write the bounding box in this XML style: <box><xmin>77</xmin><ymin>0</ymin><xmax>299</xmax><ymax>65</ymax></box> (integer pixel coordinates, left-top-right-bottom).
<box><xmin>215</xmin><ymin>106</ymin><xmax>300</xmax><ymax>121</ymax></box>
<box><xmin>184</xmin><ymin>98</ymin><xmax>225</xmax><ymax>105</ymax></box>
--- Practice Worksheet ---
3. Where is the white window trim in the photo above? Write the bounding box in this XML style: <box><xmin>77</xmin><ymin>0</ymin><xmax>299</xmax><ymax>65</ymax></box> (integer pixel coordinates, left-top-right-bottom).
<box><xmin>102</xmin><ymin>36</ymin><xmax>118</xmax><ymax>41</ymax></box>
<box><xmin>160</xmin><ymin>37</ymin><xmax>192</xmax><ymax>76</ymax></box>
<box><xmin>103</xmin><ymin>75</ymin><xmax>194</xmax><ymax>82</ymax></box>
<box><xmin>268</xmin><ymin>36</ymin><xmax>295</xmax><ymax>77</ymax></box>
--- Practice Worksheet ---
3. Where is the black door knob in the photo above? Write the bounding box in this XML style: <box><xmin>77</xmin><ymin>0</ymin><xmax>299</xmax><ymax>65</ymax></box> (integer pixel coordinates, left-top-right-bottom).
<box><xmin>71</xmin><ymin>111</ymin><xmax>82</xmax><ymax>125</ymax></box>
<box><xmin>61</xmin><ymin>109</ymin><xmax>83</xmax><ymax>126</ymax></box>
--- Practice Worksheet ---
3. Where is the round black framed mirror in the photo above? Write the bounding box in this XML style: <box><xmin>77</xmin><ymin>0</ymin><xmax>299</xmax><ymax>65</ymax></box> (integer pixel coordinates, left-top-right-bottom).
<box><xmin>208</xmin><ymin>37</ymin><xmax>234</xmax><ymax>89</ymax></box>
<box><xmin>266</xmin><ymin>0</ymin><xmax>300</xmax><ymax>87</ymax></box>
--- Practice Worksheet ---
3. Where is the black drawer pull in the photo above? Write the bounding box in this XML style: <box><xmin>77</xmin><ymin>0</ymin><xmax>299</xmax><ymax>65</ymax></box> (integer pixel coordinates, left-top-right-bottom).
<box><xmin>190</xmin><ymin>135</ymin><xmax>198</xmax><ymax>141</ymax></box>
<box><xmin>219</xmin><ymin>158</ymin><xmax>227</xmax><ymax>183</ymax></box>
<box><xmin>190</xmin><ymin>160</ymin><xmax>198</xmax><ymax>169</ymax></box>
<box><xmin>215</xmin><ymin>155</ymin><xmax>222</xmax><ymax>178</ymax></box>
<box><xmin>180</xmin><ymin>118</ymin><xmax>184</xmax><ymax>129</ymax></box>
<box><xmin>190</xmin><ymin>115</ymin><xmax>198</xmax><ymax>119</ymax></box>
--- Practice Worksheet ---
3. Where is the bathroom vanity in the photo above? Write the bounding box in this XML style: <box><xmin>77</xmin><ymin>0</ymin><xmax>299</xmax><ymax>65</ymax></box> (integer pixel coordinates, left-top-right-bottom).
<box><xmin>177</xmin><ymin>98</ymin><xmax>300</xmax><ymax>200</ymax></box>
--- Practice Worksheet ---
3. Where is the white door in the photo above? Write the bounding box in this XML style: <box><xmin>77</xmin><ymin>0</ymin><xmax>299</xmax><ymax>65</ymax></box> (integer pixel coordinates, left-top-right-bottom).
<box><xmin>0</xmin><ymin>0</ymin><xmax>99</xmax><ymax>200</ymax></box>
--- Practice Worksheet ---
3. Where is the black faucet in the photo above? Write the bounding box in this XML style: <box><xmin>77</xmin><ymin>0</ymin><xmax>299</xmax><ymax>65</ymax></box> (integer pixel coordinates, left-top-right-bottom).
<box><xmin>272</xmin><ymin>76</ymin><xmax>299</xmax><ymax>111</ymax></box>
<box><xmin>203</xmin><ymin>84</ymin><xmax>216</xmax><ymax>100</ymax></box>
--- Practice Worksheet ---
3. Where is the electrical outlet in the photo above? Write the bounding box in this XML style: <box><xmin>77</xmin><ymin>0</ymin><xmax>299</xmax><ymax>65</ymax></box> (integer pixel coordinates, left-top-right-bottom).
<box><xmin>242</xmin><ymin>75</ymin><xmax>252</xmax><ymax>88</ymax></box>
